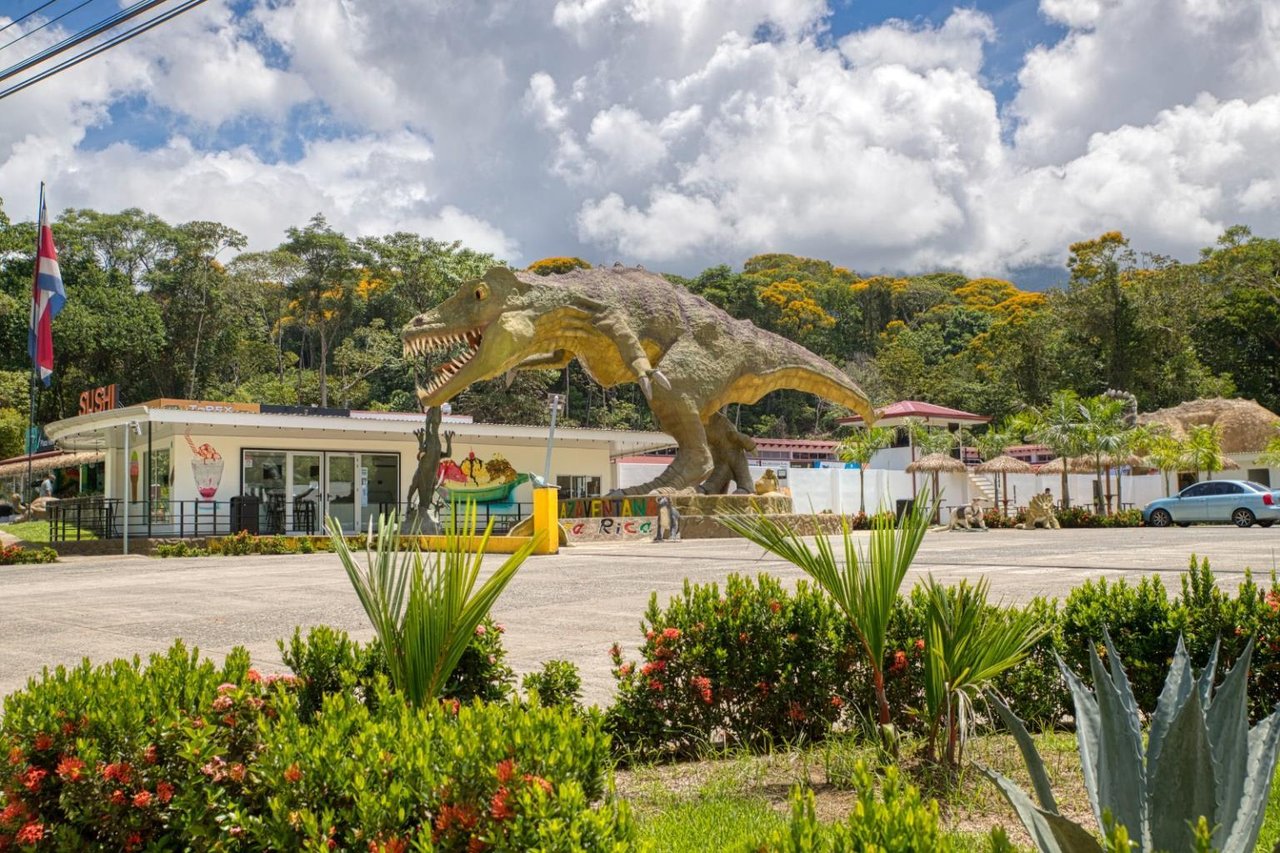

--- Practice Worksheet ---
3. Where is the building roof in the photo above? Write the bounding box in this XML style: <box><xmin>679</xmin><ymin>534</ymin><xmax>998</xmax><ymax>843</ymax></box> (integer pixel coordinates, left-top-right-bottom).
<box><xmin>838</xmin><ymin>400</ymin><xmax>991</xmax><ymax>425</ymax></box>
<box><xmin>753</xmin><ymin>438</ymin><xmax>838</xmax><ymax>450</ymax></box>
<box><xmin>44</xmin><ymin>400</ymin><xmax>676</xmax><ymax>459</ymax></box>
<box><xmin>0</xmin><ymin>450</ymin><xmax>104</xmax><ymax>479</ymax></box>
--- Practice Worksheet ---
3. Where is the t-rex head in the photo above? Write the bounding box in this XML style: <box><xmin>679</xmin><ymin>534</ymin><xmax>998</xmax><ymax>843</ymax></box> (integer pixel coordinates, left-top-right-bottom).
<box><xmin>402</xmin><ymin>267</ymin><xmax>540</xmax><ymax>409</ymax></box>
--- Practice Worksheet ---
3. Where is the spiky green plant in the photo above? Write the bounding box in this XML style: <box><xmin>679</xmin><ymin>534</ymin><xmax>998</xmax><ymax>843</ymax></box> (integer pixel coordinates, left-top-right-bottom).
<box><xmin>983</xmin><ymin>632</ymin><xmax>1280</xmax><ymax>853</ymax></box>
<box><xmin>922</xmin><ymin>577</ymin><xmax>1048</xmax><ymax>766</ymax></box>
<box><xmin>330</xmin><ymin>505</ymin><xmax>536</xmax><ymax>707</ymax></box>
<box><xmin>720</xmin><ymin>491</ymin><xmax>934</xmax><ymax>738</ymax></box>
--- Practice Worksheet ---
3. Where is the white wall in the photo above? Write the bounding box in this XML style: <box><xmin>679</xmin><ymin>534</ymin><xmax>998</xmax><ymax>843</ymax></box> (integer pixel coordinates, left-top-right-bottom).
<box><xmin>614</xmin><ymin>461</ymin><xmax>1176</xmax><ymax>516</ymax></box>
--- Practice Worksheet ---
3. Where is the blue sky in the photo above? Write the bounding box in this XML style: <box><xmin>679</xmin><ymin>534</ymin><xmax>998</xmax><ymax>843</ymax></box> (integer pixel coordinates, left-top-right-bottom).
<box><xmin>0</xmin><ymin>0</ymin><xmax>1276</xmax><ymax>285</ymax></box>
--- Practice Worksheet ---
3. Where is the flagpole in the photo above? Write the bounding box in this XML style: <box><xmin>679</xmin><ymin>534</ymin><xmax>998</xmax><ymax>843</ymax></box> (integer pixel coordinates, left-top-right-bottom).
<box><xmin>25</xmin><ymin>181</ymin><xmax>44</xmax><ymax>507</ymax></box>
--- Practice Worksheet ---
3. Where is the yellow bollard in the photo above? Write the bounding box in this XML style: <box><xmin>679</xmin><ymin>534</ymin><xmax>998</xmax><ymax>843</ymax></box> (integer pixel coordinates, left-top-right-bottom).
<box><xmin>531</xmin><ymin>487</ymin><xmax>559</xmax><ymax>555</ymax></box>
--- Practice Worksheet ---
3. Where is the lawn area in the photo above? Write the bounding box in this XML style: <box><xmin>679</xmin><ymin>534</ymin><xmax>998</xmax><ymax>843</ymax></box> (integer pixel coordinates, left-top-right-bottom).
<box><xmin>622</xmin><ymin>731</ymin><xmax>1280</xmax><ymax>851</ymax></box>
<box><xmin>0</xmin><ymin>519</ymin><xmax>95</xmax><ymax>543</ymax></box>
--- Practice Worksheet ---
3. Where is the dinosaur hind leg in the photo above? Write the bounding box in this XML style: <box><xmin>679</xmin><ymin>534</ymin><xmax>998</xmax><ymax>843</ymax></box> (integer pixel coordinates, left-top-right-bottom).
<box><xmin>616</xmin><ymin>400</ymin><xmax>712</xmax><ymax>495</ymax></box>
<box><xmin>698</xmin><ymin>412</ymin><xmax>756</xmax><ymax>494</ymax></box>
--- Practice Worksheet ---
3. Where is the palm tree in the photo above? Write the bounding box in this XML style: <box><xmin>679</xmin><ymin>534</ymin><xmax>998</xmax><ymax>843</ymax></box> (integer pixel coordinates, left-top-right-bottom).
<box><xmin>1140</xmin><ymin>433</ymin><xmax>1186</xmax><ymax>496</ymax></box>
<box><xmin>1077</xmin><ymin>395</ymin><xmax>1128</xmax><ymax>514</ymax></box>
<box><xmin>1184</xmin><ymin>423</ymin><xmax>1226</xmax><ymax>481</ymax></box>
<box><xmin>837</xmin><ymin>425</ymin><xmax>894</xmax><ymax>513</ymax></box>
<box><xmin>1010</xmin><ymin>391</ymin><xmax>1088</xmax><ymax>511</ymax></box>
<box><xmin>1260</xmin><ymin>432</ymin><xmax>1280</xmax><ymax>468</ymax></box>
<box><xmin>720</xmin><ymin>492</ymin><xmax>936</xmax><ymax>750</ymax></box>
<box><xmin>973</xmin><ymin>426</ymin><xmax>1015</xmax><ymax>513</ymax></box>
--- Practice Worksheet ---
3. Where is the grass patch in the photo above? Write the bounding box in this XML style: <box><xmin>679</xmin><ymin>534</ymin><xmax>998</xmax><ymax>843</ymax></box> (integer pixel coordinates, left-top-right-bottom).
<box><xmin>617</xmin><ymin>732</ymin><xmax>1093</xmax><ymax>852</ymax></box>
<box><xmin>1259</xmin><ymin>764</ymin><xmax>1280</xmax><ymax>851</ymax></box>
<box><xmin>0</xmin><ymin>520</ymin><xmax>95</xmax><ymax>543</ymax></box>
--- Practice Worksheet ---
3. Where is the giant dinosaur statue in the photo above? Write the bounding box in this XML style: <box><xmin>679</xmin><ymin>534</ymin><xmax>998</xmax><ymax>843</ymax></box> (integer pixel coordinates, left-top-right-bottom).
<box><xmin>402</xmin><ymin>265</ymin><xmax>875</xmax><ymax>495</ymax></box>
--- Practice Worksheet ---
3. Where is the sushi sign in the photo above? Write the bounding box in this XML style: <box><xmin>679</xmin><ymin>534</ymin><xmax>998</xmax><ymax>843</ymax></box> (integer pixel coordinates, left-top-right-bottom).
<box><xmin>78</xmin><ymin>384</ymin><xmax>118</xmax><ymax>415</ymax></box>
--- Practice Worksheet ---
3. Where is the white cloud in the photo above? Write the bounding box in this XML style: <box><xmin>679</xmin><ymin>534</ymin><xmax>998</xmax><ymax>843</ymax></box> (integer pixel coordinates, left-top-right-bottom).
<box><xmin>0</xmin><ymin>0</ymin><xmax>1277</xmax><ymax>281</ymax></box>
<box><xmin>838</xmin><ymin>8</ymin><xmax>996</xmax><ymax>76</ymax></box>
<box><xmin>1011</xmin><ymin>0</ymin><xmax>1280</xmax><ymax>163</ymax></box>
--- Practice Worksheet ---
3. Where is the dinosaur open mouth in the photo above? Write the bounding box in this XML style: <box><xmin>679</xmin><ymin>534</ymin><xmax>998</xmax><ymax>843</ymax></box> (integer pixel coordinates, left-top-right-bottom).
<box><xmin>404</xmin><ymin>327</ymin><xmax>484</xmax><ymax>397</ymax></box>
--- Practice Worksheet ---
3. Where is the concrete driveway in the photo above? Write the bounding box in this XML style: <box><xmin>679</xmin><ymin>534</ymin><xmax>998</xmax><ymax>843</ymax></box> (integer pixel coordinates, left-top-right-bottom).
<box><xmin>2</xmin><ymin>526</ymin><xmax>1277</xmax><ymax>706</ymax></box>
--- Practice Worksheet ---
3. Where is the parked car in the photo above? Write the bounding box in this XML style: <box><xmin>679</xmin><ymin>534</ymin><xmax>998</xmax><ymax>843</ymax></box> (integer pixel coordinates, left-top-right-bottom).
<box><xmin>1143</xmin><ymin>480</ymin><xmax>1280</xmax><ymax>528</ymax></box>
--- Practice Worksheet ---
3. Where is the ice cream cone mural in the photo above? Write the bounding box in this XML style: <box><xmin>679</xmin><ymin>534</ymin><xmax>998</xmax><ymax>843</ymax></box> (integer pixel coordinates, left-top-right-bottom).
<box><xmin>185</xmin><ymin>431</ymin><xmax>223</xmax><ymax>500</ymax></box>
<box><xmin>129</xmin><ymin>451</ymin><xmax>139</xmax><ymax>502</ymax></box>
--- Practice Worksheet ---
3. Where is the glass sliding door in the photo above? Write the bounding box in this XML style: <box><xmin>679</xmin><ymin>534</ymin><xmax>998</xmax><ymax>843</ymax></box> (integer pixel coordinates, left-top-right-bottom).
<box><xmin>326</xmin><ymin>454</ymin><xmax>358</xmax><ymax>533</ymax></box>
<box><xmin>290</xmin><ymin>454</ymin><xmax>321</xmax><ymax>534</ymax></box>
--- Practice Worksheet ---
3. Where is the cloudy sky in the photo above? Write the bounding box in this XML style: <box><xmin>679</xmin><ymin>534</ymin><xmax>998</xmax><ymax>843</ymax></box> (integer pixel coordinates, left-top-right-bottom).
<box><xmin>0</xmin><ymin>0</ymin><xmax>1277</xmax><ymax>282</ymax></box>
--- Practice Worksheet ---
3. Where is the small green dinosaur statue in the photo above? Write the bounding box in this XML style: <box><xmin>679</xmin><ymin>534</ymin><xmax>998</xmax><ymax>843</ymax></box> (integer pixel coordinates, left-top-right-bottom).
<box><xmin>402</xmin><ymin>265</ymin><xmax>875</xmax><ymax>495</ymax></box>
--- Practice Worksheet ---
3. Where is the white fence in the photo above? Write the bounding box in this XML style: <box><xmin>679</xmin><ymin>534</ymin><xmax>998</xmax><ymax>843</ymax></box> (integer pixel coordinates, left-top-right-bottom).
<box><xmin>614</xmin><ymin>461</ymin><xmax>1174</xmax><ymax>519</ymax></box>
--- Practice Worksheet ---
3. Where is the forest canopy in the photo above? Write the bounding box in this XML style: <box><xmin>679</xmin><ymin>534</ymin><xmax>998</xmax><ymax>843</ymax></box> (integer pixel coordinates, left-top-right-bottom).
<box><xmin>1</xmin><ymin>200</ymin><xmax>1277</xmax><ymax>459</ymax></box>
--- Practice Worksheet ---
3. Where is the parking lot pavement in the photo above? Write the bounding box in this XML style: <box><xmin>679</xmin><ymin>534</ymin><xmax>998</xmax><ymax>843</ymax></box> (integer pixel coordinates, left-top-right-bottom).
<box><xmin>3</xmin><ymin>526</ymin><xmax>1278</xmax><ymax>707</ymax></box>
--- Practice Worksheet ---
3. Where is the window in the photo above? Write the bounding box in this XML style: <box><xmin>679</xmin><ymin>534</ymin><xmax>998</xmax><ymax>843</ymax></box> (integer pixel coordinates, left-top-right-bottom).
<box><xmin>1215</xmin><ymin>483</ymin><xmax>1243</xmax><ymax>495</ymax></box>
<box><xmin>1248</xmin><ymin>469</ymin><xmax>1272</xmax><ymax>487</ymax></box>
<box><xmin>1181</xmin><ymin>483</ymin><xmax>1212</xmax><ymax>498</ymax></box>
<box><xmin>556</xmin><ymin>475</ymin><xmax>600</xmax><ymax>498</ymax></box>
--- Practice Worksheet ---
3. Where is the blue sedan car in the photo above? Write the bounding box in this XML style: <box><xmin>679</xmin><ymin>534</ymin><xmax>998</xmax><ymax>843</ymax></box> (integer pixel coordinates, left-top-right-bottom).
<box><xmin>1143</xmin><ymin>480</ymin><xmax>1280</xmax><ymax>528</ymax></box>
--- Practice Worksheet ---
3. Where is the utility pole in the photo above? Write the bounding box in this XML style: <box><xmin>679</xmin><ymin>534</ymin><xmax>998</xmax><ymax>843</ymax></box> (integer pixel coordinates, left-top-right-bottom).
<box><xmin>543</xmin><ymin>393</ymin><xmax>565</xmax><ymax>486</ymax></box>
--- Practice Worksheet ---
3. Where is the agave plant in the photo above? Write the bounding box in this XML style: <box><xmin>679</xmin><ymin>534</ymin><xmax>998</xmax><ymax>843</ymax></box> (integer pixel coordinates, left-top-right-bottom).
<box><xmin>331</xmin><ymin>504</ymin><xmax>536</xmax><ymax>708</ymax></box>
<box><xmin>983</xmin><ymin>631</ymin><xmax>1280</xmax><ymax>853</ymax></box>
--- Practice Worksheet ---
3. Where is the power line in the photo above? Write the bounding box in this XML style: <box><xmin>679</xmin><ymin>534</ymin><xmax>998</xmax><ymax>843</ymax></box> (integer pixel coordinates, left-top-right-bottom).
<box><xmin>0</xmin><ymin>0</ymin><xmax>210</xmax><ymax>102</ymax></box>
<box><xmin>0</xmin><ymin>0</ymin><xmax>173</xmax><ymax>86</ymax></box>
<box><xmin>0</xmin><ymin>0</ymin><xmax>62</xmax><ymax>35</ymax></box>
<box><xmin>0</xmin><ymin>0</ymin><xmax>99</xmax><ymax>53</ymax></box>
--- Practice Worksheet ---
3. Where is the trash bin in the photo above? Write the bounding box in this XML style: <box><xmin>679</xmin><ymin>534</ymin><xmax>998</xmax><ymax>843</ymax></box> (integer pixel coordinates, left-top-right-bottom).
<box><xmin>895</xmin><ymin>498</ymin><xmax>914</xmax><ymax>522</ymax></box>
<box><xmin>230</xmin><ymin>495</ymin><xmax>261</xmax><ymax>535</ymax></box>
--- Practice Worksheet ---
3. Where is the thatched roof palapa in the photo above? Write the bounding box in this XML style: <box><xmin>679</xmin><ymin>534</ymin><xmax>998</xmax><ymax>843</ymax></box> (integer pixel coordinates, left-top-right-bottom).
<box><xmin>974</xmin><ymin>455</ymin><xmax>1034</xmax><ymax>475</ymax></box>
<box><xmin>1035</xmin><ymin>455</ymin><xmax>1094</xmax><ymax>474</ymax></box>
<box><xmin>906</xmin><ymin>452</ymin><xmax>965</xmax><ymax>474</ymax></box>
<box><xmin>1137</xmin><ymin>398</ymin><xmax>1280</xmax><ymax>454</ymax></box>
<box><xmin>0</xmin><ymin>451</ymin><xmax>103</xmax><ymax>479</ymax></box>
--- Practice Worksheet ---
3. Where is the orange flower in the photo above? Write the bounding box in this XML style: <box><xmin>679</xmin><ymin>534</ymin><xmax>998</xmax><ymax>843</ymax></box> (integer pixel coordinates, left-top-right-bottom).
<box><xmin>15</xmin><ymin>821</ymin><xmax>43</xmax><ymax>845</ymax></box>
<box><xmin>495</xmin><ymin>759</ymin><xmax>517</xmax><ymax>784</ymax></box>
<box><xmin>56</xmin><ymin>755</ymin><xmax>85</xmax><ymax>782</ymax></box>
<box><xmin>156</xmin><ymin>781</ymin><xmax>175</xmax><ymax>803</ymax></box>
<box><xmin>132</xmin><ymin>790</ymin><xmax>152</xmax><ymax>809</ymax></box>
<box><xmin>489</xmin><ymin>788</ymin><xmax>514</xmax><ymax>821</ymax></box>
<box><xmin>21</xmin><ymin>767</ymin><xmax>47</xmax><ymax>792</ymax></box>
<box><xmin>283</xmin><ymin>764</ymin><xmax>302</xmax><ymax>784</ymax></box>
<box><xmin>32</xmin><ymin>734</ymin><xmax>53</xmax><ymax>752</ymax></box>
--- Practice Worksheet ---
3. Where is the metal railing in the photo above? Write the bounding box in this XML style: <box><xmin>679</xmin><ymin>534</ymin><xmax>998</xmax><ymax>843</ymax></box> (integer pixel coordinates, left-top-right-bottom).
<box><xmin>48</xmin><ymin>496</ymin><xmax>535</xmax><ymax>541</ymax></box>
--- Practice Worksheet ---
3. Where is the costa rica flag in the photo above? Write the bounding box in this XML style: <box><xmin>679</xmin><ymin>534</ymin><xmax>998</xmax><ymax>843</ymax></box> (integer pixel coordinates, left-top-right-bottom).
<box><xmin>28</xmin><ymin>192</ymin><xmax>65</xmax><ymax>386</ymax></box>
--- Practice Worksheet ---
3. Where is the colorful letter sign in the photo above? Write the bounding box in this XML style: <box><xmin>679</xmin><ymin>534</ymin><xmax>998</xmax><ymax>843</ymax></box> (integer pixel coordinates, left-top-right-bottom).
<box><xmin>78</xmin><ymin>384</ymin><xmax>117</xmax><ymax>415</ymax></box>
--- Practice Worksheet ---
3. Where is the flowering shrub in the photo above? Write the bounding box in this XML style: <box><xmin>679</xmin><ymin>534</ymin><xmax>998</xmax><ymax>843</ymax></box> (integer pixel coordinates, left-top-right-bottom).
<box><xmin>0</xmin><ymin>642</ymin><xmax>631</xmax><ymax>851</ymax></box>
<box><xmin>606</xmin><ymin>574</ymin><xmax>859</xmax><ymax>758</ymax></box>
<box><xmin>522</xmin><ymin>660</ymin><xmax>583</xmax><ymax>710</ymax></box>
<box><xmin>842</xmin><ymin>511</ymin><xmax>897</xmax><ymax>531</ymax></box>
<box><xmin>0</xmin><ymin>545</ymin><xmax>57</xmax><ymax>565</ymax></box>
<box><xmin>277</xmin><ymin>619</ymin><xmax>514</xmax><ymax>720</ymax></box>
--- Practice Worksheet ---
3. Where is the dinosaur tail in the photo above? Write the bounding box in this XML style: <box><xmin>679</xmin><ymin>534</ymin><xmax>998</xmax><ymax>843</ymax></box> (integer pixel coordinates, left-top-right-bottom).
<box><xmin>711</xmin><ymin>337</ymin><xmax>877</xmax><ymax>424</ymax></box>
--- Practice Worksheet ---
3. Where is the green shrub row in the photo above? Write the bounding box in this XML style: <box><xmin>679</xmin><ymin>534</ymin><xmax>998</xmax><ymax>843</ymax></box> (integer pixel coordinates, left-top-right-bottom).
<box><xmin>0</xmin><ymin>545</ymin><xmax>57</xmax><ymax>565</ymax></box>
<box><xmin>981</xmin><ymin>507</ymin><xmax>1143</xmax><ymax>529</ymax></box>
<box><xmin>0</xmin><ymin>640</ymin><xmax>630</xmax><ymax>851</ymax></box>
<box><xmin>605</xmin><ymin>556</ymin><xmax>1280</xmax><ymax>757</ymax></box>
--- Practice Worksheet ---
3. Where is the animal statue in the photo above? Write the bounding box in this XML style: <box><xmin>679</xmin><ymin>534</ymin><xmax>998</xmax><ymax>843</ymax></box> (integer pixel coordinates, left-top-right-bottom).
<box><xmin>405</xmin><ymin>407</ymin><xmax>454</xmax><ymax>533</ymax></box>
<box><xmin>754</xmin><ymin>468</ymin><xmax>780</xmax><ymax>496</ymax></box>
<box><xmin>1016</xmin><ymin>492</ymin><xmax>1061</xmax><ymax>530</ymax></box>
<box><xmin>654</xmin><ymin>496</ymin><xmax>681</xmax><ymax>542</ymax></box>
<box><xmin>947</xmin><ymin>498</ymin><xmax>987</xmax><ymax>531</ymax></box>
<box><xmin>700</xmin><ymin>415</ymin><xmax>757</xmax><ymax>494</ymax></box>
<box><xmin>1104</xmin><ymin>388</ymin><xmax>1139</xmax><ymax>428</ymax></box>
<box><xmin>401</xmin><ymin>266</ymin><xmax>874</xmax><ymax>495</ymax></box>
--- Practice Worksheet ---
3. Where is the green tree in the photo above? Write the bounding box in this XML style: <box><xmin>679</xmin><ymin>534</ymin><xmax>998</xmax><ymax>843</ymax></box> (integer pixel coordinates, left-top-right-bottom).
<box><xmin>836</xmin><ymin>425</ymin><xmax>893</xmax><ymax>512</ymax></box>
<box><xmin>280</xmin><ymin>215</ymin><xmax>362</xmax><ymax>408</ymax></box>
<box><xmin>1011</xmin><ymin>390</ymin><xmax>1088</xmax><ymax>510</ymax></box>
<box><xmin>1077</xmin><ymin>394</ymin><xmax>1129</xmax><ymax>513</ymax></box>
<box><xmin>1183</xmin><ymin>423</ymin><xmax>1226</xmax><ymax>481</ymax></box>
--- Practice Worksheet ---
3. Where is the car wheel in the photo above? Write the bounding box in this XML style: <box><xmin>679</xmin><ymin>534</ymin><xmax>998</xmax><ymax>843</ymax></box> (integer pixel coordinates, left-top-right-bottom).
<box><xmin>1232</xmin><ymin>508</ymin><xmax>1256</xmax><ymax>528</ymax></box>
<box><xmin>1148</xmin><ymin>509</ymin><xmax>1173</xmax><ymax>528</ymax></box>
<box><xmin>1260</xmin><ymin>521</ymin><xmax>1275</xmax><ymax>528</ymax></box>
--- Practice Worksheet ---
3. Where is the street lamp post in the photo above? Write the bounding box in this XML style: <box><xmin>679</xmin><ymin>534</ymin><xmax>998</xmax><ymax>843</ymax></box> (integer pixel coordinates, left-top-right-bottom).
<box><xmin>543</xmin><ymin>393</ymin><xmax>565</xmax><ymax>487</ymax></box>
<box><xmin>122</xmin><ymin>419</ymin><xmax>141</xmax><ymax>555</ymax></box>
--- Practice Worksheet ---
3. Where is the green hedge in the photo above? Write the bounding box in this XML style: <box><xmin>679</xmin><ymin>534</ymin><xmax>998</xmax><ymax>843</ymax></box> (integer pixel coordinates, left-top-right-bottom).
<box><xmin>0</xmin><ymin>642</ymin><xmax>632</xmax><ymax>851</ymax></box>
